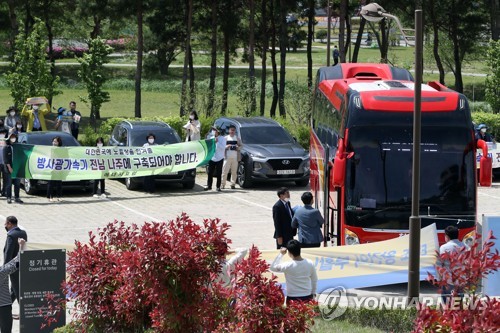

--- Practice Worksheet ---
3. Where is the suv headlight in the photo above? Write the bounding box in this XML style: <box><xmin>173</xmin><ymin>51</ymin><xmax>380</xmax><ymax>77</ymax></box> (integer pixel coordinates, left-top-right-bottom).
<box><xmin>250</xmin><ymin>152</ymin><xmax>266</xmax><ymax>159</ymax></box>
<box><xmin>345</xmin><ymin>229</ymin><xmax>360</xmax><ymax>245</ymax></box>
<box><xmin>303</xmin><ymin>158</ymin><xmax>310</xmax><ymax>172</ymax></box>
<box><xmin>462</xmin><ymin>230</ymin><xmax>475</xmax><ymax>249</ymax></box>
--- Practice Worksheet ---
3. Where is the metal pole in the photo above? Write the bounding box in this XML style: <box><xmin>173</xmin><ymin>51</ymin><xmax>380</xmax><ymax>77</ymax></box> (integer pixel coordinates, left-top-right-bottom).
<box><xmin>407</xmin><ymin>9</ymin><xmax>423</xmax><ymax>302</ymax></box>
<box><xmin>326</xmin><ymin>0</ymin><xmax>331</xmax><ymax>66</ymax></box>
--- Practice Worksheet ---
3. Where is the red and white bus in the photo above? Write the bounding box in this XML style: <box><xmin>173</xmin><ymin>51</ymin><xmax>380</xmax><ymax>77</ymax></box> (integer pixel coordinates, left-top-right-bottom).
<box><xmin>310</xmin><ymin>63</ymin><xmax>491</xmax><ymax>246</ymax></box>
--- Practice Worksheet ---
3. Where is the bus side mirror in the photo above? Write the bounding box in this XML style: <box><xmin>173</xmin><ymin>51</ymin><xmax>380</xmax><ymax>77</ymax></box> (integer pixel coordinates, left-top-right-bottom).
<box><xmin>332</xmin><ymin>138</ymin><xmax>347</xmax><ymax>187</ymax></box>
<box><xmin>477</xmin><ymin>139</ymin><xmax>492</xmax><ymax>187</ymax></box>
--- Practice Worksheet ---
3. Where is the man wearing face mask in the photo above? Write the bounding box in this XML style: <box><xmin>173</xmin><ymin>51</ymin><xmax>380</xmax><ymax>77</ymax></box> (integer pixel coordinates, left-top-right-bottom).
<box><xmin>2</xmin><ymin>134</ymin><xmax>23</xmax><ymax>204</ymax></box>
<box><xmin>204</xmin><ymin>127</ymin><xmax>226</xmax><ymax>192</ymax></box>
<box><xmin>143</xmin><ymin>133</ymin><xmax>157</xmax><ymax>193</ymax></box>
<box><xmin>272</xmin><ymin>187</ymin><xmax>297</xmax><ymax>249</ymax></box>
<box><xmin>68</xmin><ymin>101</ymin><xmax>82</xmax><ymax>140</ymax></box>
<box><xmin>3</xmin><ymin>216</ymin><xmax>27</xmax><ymax>309</ymax></box>
<box><xmin>475</xmin><ymin>124</ymin><xmax>494</xmax><ymax>143</ymax></box>
<box><xmin>21</xmin><ymin>102</ymin><xmax>50</xmax><ymax>132</ymax></box>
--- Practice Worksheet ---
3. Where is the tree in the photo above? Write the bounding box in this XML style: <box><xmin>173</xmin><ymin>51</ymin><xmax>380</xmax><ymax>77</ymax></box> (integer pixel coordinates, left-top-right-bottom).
<box><xmin>6</xmin><ymin>20</ymin><xmax>60</xmax><ymax>108</ymax></box>
<box><xmin>77</xmin><ymin>38</ymin><xmax>113</xmax><ymax>126</ymax></box>
<box><xmin>248</xmin><ymin>0</ymin><xmax>257</xmax><ymax>116</ymax></box>
<box><xmin>485</xmin><ymin>39</ymin><xmax>500</xmax><ymax>113</ymax></box>
<box><xmin>134</xmin><ymin>0</ymin><xmax>144</xmax><ymax>118</ymax></box>
<box><xmin>180</xmin><ymin>0</ymin><xmax>194</xmax><ymax>117</ymax></box>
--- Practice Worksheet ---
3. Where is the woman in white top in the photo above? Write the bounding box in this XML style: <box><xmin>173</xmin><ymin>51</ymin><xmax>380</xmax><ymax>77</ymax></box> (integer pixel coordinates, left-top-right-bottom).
<box><xmin>183</xmin><ymin>110</ymin><xmax>201</xmax><ymax>141</ymax></box>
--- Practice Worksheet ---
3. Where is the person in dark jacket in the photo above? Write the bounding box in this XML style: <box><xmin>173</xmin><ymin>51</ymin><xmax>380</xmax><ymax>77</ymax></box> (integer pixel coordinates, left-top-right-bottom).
<box><xmin>291</xmin><ymin>192</ymin><xmax>325</xmax><ymax>248</ymax></box>
<box><xmin>3</xmin><ymin>216</ymin><xmax>27</xmax><ymax>305</ymax></box>
<box><xmin>272</xmin><ymin>187</ymin><xmax>296</xmax><ymax>249</ymax></box>
<box><xmin>3</xmin><ymin>133</ymin><xmax>23</xmax><ymax>204</ymax></box>
<box><xmin>0</xmin><ymin>237</ymin><xmax>26</xmax><ymax>332</ymax></box>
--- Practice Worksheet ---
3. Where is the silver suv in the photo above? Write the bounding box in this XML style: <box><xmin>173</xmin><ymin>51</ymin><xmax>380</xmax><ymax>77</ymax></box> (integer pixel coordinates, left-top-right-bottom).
<box><xmin>211</xmin><ymin>117</ymin><xmax>310</xmax><ymax>188</ymax></box>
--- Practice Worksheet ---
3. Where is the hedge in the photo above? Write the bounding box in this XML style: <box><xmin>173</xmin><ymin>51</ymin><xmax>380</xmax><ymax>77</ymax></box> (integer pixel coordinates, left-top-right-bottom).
<box><xmin>471</xmin><ymin>111</ymin><xmax>500</xmax><ymax>139</ymax></box>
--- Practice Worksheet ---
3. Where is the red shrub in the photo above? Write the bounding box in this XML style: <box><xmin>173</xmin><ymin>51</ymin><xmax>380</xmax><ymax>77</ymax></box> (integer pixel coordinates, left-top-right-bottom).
<box><xmin>59</xmin><ymin>214</ymin><xmax>316</xmax><ymax>332</ymax></box>
<box><xmin>202</xmin><ymin>246</ymin><xmax>316</xmax><ymax>333</ymax></box>
<box><xmin>65</xmin><ymin>214</ymin><xmax>230</xmax><ymax>332</ymax></box>
<box><xmin>413</xmin><ymin>231</ymin><xmax>500</xmax><ymax>332</ymax></box>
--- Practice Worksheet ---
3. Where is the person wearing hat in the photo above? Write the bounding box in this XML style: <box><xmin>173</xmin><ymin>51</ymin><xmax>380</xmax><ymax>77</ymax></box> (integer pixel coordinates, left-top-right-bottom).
<box><xmin>475</xmin><ymin>124</ymin><xmax>494</xmax><ymax>142</ymax></box>
<box><xmin>204</xmin><ymin>126</ymin><xmax>226</xmax><ymax>192</ymax></box>
<box><xmin>54</xmin><ymin>107</ymin><xmax>72</xmax><ymax>134</ymax></box>
<box><xmin>21</xmin><ymin>102</ymin><xmax>50</xmax><ymax>132</ymax></box>
<box><xmin>3</xmin><ymin>107</ymin><xmax>20</xmax><ymax>133</ymax></box>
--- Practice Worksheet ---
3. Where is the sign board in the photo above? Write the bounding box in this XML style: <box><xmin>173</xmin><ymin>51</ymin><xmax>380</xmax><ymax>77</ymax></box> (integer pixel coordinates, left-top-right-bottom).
<box><xmin>483</xmin><ymin>215</ymin><xmax>500</xmax><ymax>296</ymax></box>
<box><xmin>20</xmin><ymin>249</ymin><xmax>66</xmax><ymax>333</ymax></box>
<box><xmin>477</xmin><ymin>142</ymin><xmax>500</xmax><ymax>169</ymax></box>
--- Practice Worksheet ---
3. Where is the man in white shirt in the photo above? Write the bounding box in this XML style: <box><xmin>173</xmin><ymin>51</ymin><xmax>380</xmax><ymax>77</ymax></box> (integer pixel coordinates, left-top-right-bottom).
<box><xmin>270</xmin><ymin>239</ymin><xmax>317</xmax><ymax>304</ymax></box>
<box><xmin>438</xmin><ymin>225</ymin><xmax>466</xmax><ymax>301</ymax></box>
<box><xmin>221</xmin><ymin>125</ymin><xmax>241</xmax><ymax>189</ymax></box>
<box><xmin>205</xmin><ymin>127</ymin><xmax>226</xmax><ymax>191</ymax></box>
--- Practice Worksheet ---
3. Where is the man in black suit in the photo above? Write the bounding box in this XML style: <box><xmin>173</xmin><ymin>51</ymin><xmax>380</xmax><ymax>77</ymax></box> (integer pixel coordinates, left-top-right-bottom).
<box><xmin>3</xmin><ymin>216</ymin><xmax>27</xmax><ymax>303</ymax></box>
<box><xmin>273</xmin><ymin>187</ymin><xmax>296</xmax><ymax>249</ymax></box>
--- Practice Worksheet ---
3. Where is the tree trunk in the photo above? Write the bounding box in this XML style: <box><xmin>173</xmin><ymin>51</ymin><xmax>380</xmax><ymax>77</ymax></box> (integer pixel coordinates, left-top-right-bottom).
<box><xmin>452</xmin><ymin>31</ymin><xmax>463</xmax><ymax>92</ymax></box>
<box><xmin>7</xmin><ymin>0</ymin><xmax>18</xmax><ymax>57</ymax></box>
<box><xmin>429</xmin><ymin>3</ymin><xmax>446</xmax><ymax>85</ymax></box>
<box><xmin>259</xmin><ymin>0</ymin><xmax>268</xmax><ymax>116</ymax></box>
<box><xmin>269</xmin><ymin>0</ymin><xmax>278</xmax><ymax>118</ymax></box>
<box><xmin>492</xmin><ymin>0</ymin><xmax>500</xmax><ymax>40</ymax></box>
<box><xmin>278</xmin><ymin>0</ymin><xmax>287</xmax><ymax>118</ymax></box>
<box><xmin>352</xmin><ymin>18</ymin><xmax>366</xmax><ymax>63</ymax></box>
<box><xmin>90</xmin><ymin>16</ymin><xmax>101</xmax><ymax>39</ymax></box>
<box><xmin>248</xmin><ymin>0</ymin><xmax>256</xmax><ymax>116</ymax></box>
<box><xmin>339</xmin><ymin>0</ymin><xmax>347</xmax><ymax>63</ymax></box>
<box><xmin>207</xmin><ymin>0</ymin><xmax>218</xmax><ymax>116</ymax></box>
<box><xmin>180</xmin><ymin>0</ymin><xmax>193</xmax><ymax>117</ymax></box>
<box><xmin>221</xmin><ymin>32</ymin><xmax>230</xmax><ymax>115</ymax></box>
<box><xmin>157</xmin><ymin>47</ymin><xmax>169</xmax><ymax>75</ymax></box>
<box><xmin>306</xmin><ymin>0</ymin><xmax>314</xmax><ymax>88</ymax></box>
<box><xmin>24</xmin><ymin>1</ymin><xmax>34</xmax><ymax>34</ymax></box>
<box><xmin>42</xmin><ymin>1</ymin><xmax>56</xmax><ymax>106</ymax></box>
<box><xmin>188</xmin><ymin>46</ymin><xmax>195</xmax><ymax>112</ymax></box>
<box><xmin>134</xmin><ymin>0</ymin><xmax>143</xmax><ymax>118</ymax></box>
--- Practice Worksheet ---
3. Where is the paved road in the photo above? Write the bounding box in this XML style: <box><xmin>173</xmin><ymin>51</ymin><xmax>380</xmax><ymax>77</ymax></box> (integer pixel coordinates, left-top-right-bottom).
<box><xmin>3</xmin><ymin>175</ymin><xmax>500</xmax><ymax>330</ymax></box>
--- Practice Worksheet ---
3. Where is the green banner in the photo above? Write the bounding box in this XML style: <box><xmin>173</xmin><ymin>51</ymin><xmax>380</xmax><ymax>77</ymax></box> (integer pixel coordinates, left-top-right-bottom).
<box><xmin>12</xmin><ymin>139</ymin><xmax>215</xmax><ymax>181</ymax></box>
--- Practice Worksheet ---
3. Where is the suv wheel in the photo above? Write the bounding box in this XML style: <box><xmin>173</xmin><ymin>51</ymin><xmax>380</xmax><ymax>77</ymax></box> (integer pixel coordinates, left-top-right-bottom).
<box><xmin>125</xmin><ymin>177</ymin><xmax>140</xmax><ymax>191</ymax></box>
<box><xmin>23</xmin><ymin>179</ymin><xmax>37</xmax><ymax>195</ymax></box>
<box><xmin>182</xmin><ymin>180</ymin><xmax>196</xmax><ymax>189</ymax></box>
<box><xmin>295</xmin><ymin>179</ymin><xmax>309</xmax><ymax>187</ymax></box>
<box><xmin>237</xmin><ymin>161</ymin><xmax>253</xmax><ymax>188</ymax></box>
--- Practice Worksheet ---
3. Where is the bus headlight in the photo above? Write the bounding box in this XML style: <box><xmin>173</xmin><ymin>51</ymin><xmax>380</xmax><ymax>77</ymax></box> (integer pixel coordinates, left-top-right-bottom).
<box><xmin>345</xmin><ymin>229</ymin><xmax>360</xmax><ymax>245</ymax></box>
<box><xmin>462</xmin><ymin>230</ymin><xmax>475</xmax><ymax>248</ymax></box>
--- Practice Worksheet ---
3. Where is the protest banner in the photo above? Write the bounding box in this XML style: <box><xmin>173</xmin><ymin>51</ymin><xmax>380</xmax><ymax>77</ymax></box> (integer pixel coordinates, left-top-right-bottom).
<box><xmin>12</xmin><ymin>139</ymin><xmax>215</xmax><ymax>180</ymax></box>
<box><xmin>262</xmin><ymin>223</ymin><xmax>439</xmax><ymax>291</ymax></box>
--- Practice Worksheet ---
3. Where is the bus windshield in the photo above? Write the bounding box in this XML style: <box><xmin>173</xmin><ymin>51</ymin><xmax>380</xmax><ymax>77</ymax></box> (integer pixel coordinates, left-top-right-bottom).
<box><xmin>344</xmin><ymin>125</ymin><xmax>476</xmax><ymax>230</ymax></box>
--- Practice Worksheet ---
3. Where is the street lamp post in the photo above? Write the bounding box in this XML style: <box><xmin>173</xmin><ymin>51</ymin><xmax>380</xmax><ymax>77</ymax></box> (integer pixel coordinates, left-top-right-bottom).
<box><xmin>360</xmin><ymin>3</ymin><xmax>423</xmax><ymax>302</ymax></box>
<box><xmin>326</xmin><ymin>0</ymin><xmax>331</xmax><ymax>66</ymax></box>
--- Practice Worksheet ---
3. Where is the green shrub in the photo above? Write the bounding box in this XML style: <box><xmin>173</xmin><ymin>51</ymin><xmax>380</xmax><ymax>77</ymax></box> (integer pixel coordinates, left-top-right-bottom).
<box><xmin>329</xmin><ymin>307</ymin><xmax>417</xmax><ymax>333</ymax></box>
<box><xmin>462</xmin><ymin>81</ymin><xmax>486</xmax><ymax>102</ymax></box>
<box><xmin>471</xmin><ymin>111</ymin><xmax>500</xmax><ymax>138</ymax></box>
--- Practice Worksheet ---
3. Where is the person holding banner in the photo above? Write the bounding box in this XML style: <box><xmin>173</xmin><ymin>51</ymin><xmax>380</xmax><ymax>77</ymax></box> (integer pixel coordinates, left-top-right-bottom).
<box><xmin>92</xmin><ymin>137</ymin><xmax>107</xmax><ymax>198</ymax></box>
<box><xmin>143</xmin><ymin>133</ymin><xmax>157</xmax><ymax>193</ymax></box>
<box><xmin>54</xmin><ymin>107</ymin><xmax>72</xmax><ymax>134</ymax></box>
<box><xmin>291</xmin><ymin>192</ymin><xmax>324</xmax><ymax>248</ymax></box>
<box><xmin>0</xmin><ymin>238</ymin><xmax>26</xmax><ymax>333</ymax></box>
<box><xmin>270</xmin><ymin>240</ymin><xmax>317</xmax><ymax>305</ymax></box>
<box><xmin>183</xmin><ymin>110</ymin><xmax>201</xmax><ymax>142</ymax></box>
<box><xmin>47</xmin><ymin>136</ymin><xmax>63</xmax><ymax>202</ymax></box>
<box><xmin>272</xmin><ymin>187</ymin><xmax>296</xmax><ymax>249</ymax></box>
<box><xmin>204</xmin><ymin>127</ymin><xmax>226</xmax><ymax>191</ymax></box>
<box><xmin>2</xmin><ymin>133</ymin><xmax>23</xmax><ymax>204</ymax></box>
<box><xmin>21</xmin><ymin>102</ymin><xmax>50</xmax><ymax>132</ymax></box>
